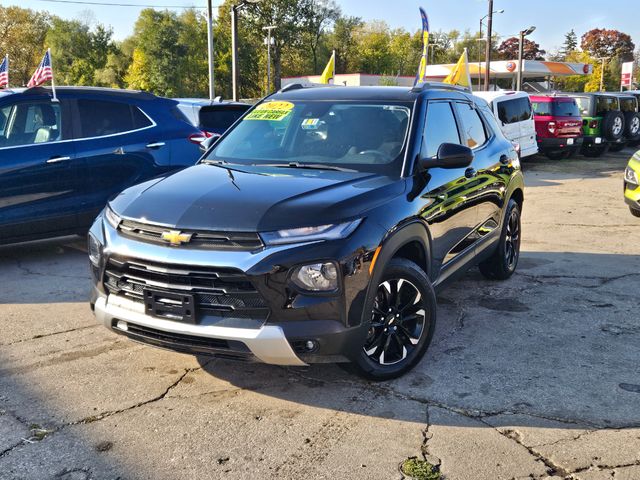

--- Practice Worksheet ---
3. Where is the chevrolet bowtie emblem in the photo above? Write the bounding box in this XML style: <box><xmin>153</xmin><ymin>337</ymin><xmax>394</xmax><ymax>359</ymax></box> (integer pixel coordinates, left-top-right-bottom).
<box><xmin>160</xmin><ymin>230</ymin><xmax>193</xmax><ymax>246</ymax></box>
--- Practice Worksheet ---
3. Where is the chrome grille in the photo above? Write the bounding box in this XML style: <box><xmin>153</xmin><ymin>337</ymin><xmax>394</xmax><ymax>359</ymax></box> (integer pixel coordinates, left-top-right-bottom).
<box><xmin>104</xmin><ymin>257</ymin><xmax>269</xmax><ymax>321</ymax></box>
<box><xmin>118</xmin><ymin>219</ymin><xmax>263</xmax><ymax>250</ymax></box>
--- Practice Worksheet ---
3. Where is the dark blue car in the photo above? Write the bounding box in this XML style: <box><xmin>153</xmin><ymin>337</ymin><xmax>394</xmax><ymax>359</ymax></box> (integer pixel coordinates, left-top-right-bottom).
<box><xmin>0</xmin><ymin>86</ymin><xmax>202</xmax><ymax>245</ymax></box>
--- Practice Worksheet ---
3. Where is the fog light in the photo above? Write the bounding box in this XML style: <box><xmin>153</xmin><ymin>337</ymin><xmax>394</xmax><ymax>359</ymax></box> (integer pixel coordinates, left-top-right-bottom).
<box><xmin>88</xmin><ymin>233</ymin><xmax>102</xmax><ymax>267</ymax></box>
<box><xmin>305</xmin><ymin>340</ymin><xmax>316</xmax><ymax>351</ymax></box>
<box><xmin>116</xmin><ymin>320</ymin><xmax>128</xmax><ymax>331</ymax></box>
<box><xmin>291</xmin><ymin>262</ymin><xmax>339</xmax><ymax>292</ymax></box>
<box><xmin>625</xmin><ymin>166</ymin><xmax>638</xmax><ymax>186</ymax></box>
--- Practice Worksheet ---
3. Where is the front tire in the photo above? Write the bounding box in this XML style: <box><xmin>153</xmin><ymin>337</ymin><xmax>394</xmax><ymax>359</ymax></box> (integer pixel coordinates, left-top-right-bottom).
<box><xmin>349</xmin><ymin>258</ymin><xmax>437</xmax><ymax>381</ymax></box>
<box><xmin>630</xmin><ymin>206</ymin><xmax>640</xmax><ymax>218</ymax></box>
<box><xmin>479</xmin><ymin>199</ymin><xmax>521</xmax><ymax>280</ymax></box>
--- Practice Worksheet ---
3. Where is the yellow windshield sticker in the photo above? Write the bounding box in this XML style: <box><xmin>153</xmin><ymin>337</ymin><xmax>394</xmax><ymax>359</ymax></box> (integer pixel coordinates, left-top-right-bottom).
<box><xmin>246</xmin><ymin>101</ymin><xmax>294</xmax><ymax>121</ymax></box>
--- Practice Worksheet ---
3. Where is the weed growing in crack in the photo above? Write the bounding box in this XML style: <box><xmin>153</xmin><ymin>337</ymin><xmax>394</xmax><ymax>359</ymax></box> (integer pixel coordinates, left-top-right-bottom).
<box><xmin>400</xmin><ymin>457</ymin><xmax>441</xmax><ymax>479</ymax></box>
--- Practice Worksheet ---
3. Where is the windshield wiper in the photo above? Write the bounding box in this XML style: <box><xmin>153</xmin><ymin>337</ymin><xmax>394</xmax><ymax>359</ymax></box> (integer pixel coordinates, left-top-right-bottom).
<box><xmin>201</xmin><ymin>159</ymin><xmax>231</xmax><ymax>166</ymax></box>
<box><xmin>256</xmin><ymin>162</ymin><xmax>357</xmax><ymax>173</ymax></box>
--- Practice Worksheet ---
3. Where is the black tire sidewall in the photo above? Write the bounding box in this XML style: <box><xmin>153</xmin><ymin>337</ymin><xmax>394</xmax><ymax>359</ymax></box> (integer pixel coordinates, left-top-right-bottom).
<box><xmin>603</xmin><ymin>111</ymin><xmax>625</xmax><ymax>141</ymax></box>
<box><xmin>479</xmin><ymin>198</ymin><xmax>521</xmax><ymax>280</ymax></box>
<box><xmin>624</xmin><ymin>112</ymin><xmax>640</xmax><ymax>141</ymax></box>
<box><xmin>350</xmin><ymin>258</ymin><xmax>437</xmax><ymax>381</ymax></box>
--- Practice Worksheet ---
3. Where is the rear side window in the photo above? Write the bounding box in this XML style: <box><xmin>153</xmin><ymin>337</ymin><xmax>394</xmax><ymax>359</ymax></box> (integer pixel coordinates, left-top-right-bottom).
<box><xmin>199</xmin><ymin>106</ymin><xmax>249</xmax><ymax>131</ymax></box>
<box><xmin>620</xmin><ymin>98</ymin><xmax>637</xmax><ymax>112</ymax></box>
<box><xmin>422</xmin><ymin>102</ymin><xmax>461</xmax><ymax>159</ymax></box>
<box><xmin>497</xmin><ymin>97</ymin><xmax>532</xmax><ymax>124</ymax></box>
<box><xmin>531</xmin><ymin>101</ymin><xmax>552</xmax><ymax>116</ymax></box>
<box><xmin>456</xmin><ymin>103</ymin><xmax>487</xmax><ymax>149</ymax></box>
<box><xmin>574</xmin><ymin>97</ymin><xmax>591</xmax><ymax>116</ymax></box>
<box><xmin>0</xmin><ymin>101</ymin><xmax>63</xmax><ymax>148</ymax></box>
<box><xmin>76</xmin><ymin>99</ymin><xmax>152</xmax><ymax>138</ymax></box>
<box><xmin>595</xmin><ymin>96</ymin><xmax>619</xmax><ymax>116</ymax></box>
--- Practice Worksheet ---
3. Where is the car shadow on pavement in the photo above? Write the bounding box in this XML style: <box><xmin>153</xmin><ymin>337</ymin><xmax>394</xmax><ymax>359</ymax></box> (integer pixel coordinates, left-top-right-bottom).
<box><xmin>197</xmin><ymin>250</ymin><xmax>640</xmax><ymax>431</ymax></box>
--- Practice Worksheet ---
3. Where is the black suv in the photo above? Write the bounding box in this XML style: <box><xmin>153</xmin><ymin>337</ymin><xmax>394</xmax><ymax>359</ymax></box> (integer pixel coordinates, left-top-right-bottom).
<box><xmin>89</xmin><ymin>83</ymin><xmax>524</xmax><ymax>380</ymax></box>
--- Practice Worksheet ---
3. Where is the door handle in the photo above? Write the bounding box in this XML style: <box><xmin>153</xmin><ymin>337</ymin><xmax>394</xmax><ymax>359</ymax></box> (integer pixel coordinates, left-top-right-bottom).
<box><xmin>500</xmin><ymin>154</ymin><xmax>510</xmax><ymax>165</ymax></box>
<box><xmin>464</xmin><ymin>168</ymin><xmax>477</xmax><ymax>178</ymax></box>
<box><xmin>146</xmin><ymin>142</ymin><xmax>165</xmax><ymax>149</ymax></box>
<box><xmin>46</xmin><ymin>156</ymin><xmax>71</xmax><ymax>164</ymax></box>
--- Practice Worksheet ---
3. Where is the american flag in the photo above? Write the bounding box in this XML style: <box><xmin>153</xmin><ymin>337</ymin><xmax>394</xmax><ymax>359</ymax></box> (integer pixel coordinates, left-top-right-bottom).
<box><xmin>0</xmin><ymin>56</ymin><xmax>8</xmax><ymax>89</ymax></box>
<box><xmin>28</xmin><ymin>50</ymin><xmax>53</xmax><ymax>88</ymax></box>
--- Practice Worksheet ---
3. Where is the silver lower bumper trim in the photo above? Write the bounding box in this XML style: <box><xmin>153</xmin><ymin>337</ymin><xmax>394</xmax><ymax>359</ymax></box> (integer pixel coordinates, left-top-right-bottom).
<box><xmin>94</xmin><ymin>295</ymin><xmax>307</xmax><ymax>366</ymax></box>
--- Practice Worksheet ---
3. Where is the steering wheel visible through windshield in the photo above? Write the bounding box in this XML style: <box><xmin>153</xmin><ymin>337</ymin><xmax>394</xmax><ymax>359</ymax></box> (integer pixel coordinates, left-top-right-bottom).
<box><xmin>206</xmin><ymin>100</ymin><xmax>412</xmax><ymax>175</ymax></box>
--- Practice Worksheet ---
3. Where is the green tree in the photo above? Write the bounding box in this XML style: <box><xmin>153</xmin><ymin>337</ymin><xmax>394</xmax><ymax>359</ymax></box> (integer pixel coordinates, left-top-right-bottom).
<box><xmin>0</xmin><ymin>6</ymin><xmax>51</xmax><ymax>86</ymax></box>
<box><xmin>560</xmin><ymin>29</ymin><xmax>578</xmax><ymax>59</ymax></box>
<box><xmin>326</xmin><ymin>16</ymin><xmax>363</xmax><ymax>74</ymax></box>
<box><xmin>303</xmin><ymin>0</ymin><xmax>340</xmax><ymax>74</ymax></box>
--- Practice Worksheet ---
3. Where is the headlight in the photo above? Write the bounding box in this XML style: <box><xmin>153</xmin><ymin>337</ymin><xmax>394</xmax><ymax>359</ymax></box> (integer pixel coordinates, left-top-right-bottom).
<box><xmin>625</xmin><ymin>166</ymin><xmax>639</xmax><ymax>186</ymax></box>
<box><xmin>88</xmin><ymin>232</ymin><xmax>103</xmax><ymax>267</ymax></box>
<box><xmin>104</xmin><ymin>205</ymin><xmax>121</xmax><ymax>229</ymax></box>
<box><xmin>291</xmin><ymin>262</ymin><xmax>339</xmax><ymax>292</ymax></box>
<box><xmin>261</xmin><ymin>220</ymin><xmax>361</xmax><ymax>246</ymax></box>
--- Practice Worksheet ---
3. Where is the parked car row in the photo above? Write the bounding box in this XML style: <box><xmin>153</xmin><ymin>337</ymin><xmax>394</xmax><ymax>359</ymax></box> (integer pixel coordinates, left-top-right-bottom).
<box><xmin>474</xmin><ymin>90</ymin><xmax>640</xmax><ymax>161</ymax></box>
<box><xmin>0</xmin><ymin>87</ymin><xmax>249</xmax><ymax>246</ymax></box>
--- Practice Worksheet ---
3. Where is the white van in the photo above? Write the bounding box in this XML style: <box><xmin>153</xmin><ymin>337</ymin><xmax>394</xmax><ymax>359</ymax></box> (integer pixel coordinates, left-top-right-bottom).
<box><xmin>474</xmin><ymin>91</ymin><xmax>538</xmax><ymax>158</ymax></box>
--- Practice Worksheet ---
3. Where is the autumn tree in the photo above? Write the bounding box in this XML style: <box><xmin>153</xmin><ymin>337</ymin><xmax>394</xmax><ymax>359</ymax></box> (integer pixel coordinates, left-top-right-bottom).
<box><xmin>0</xmin><ymin>6</ymin><xmax>51</xmax><ymax>86</ymax></box>
<box><xmin>581</xmin><ymin>29</ymin><xmax>635</xmax><ymax>62</ymax></box>
<box><xmin>497</xmin><ymin>37</ymin><xmax>546</xmax><ymax>60</ymax></box>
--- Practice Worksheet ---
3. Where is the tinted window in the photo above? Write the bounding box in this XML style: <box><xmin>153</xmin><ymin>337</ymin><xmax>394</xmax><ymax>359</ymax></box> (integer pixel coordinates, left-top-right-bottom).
<box><xmin>595</xmin><ymin>96</ymin><xmax>619</xmax><ymax>116</ymax></box>
<box><xmin>552</xmin><ymin>100</ymin><xmax>581</xmax><ymax>117</ymax></box>
<box><xmin>0</xmin><ymin>101</ymin><xmax>63</xmax><ymax>148</ymax></box>
<box><xmin>620</xmin><ymin>97</ymin><xmax>637</xmax><ymax>112</ymax></box>
<box><xmin>199</xmin><ymin>106</ymin><xmax>250</xmax><ymax>131</ymax></box>
<box><xmin>422</xmin><ymin>102</ymin><xmax>461</xmax><ymax>159</ymax></box>
<box><xmin>76</xmin><ymin>100</ymin><xmax>150</xmax><ymax>138</ymax></box>
<box><xmin>531</xmin><ymin>101</ymin><xmax>552</xmax><ymax>116</ymax></box>
<box><xmin>456</xmin><ymin>103</ymin><xmax>487</xmax><ymax>149</ymax></box>
<box><xmin>497</xmin><ymin>97</ymin><xmax>531</xmax><ymax>124</ymax></box>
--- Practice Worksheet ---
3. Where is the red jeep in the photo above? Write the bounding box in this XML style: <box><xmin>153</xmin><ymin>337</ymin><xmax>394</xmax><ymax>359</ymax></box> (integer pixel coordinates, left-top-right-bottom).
<box><xmin>530</xmin><ymin>95</ymin><xmax>584</xmax><ymax>160</ymax></box>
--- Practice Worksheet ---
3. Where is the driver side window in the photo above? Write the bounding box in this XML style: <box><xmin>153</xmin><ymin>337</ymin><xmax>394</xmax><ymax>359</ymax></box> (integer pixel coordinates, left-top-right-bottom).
<box><xmin>0</xmin><ymin>101</ymin><xmax>62</xmax><ymax>148</ymax></box>
<box><xmin>421</xmin><ymin>102</ymin><xmax>462</xmax><ymax>159</ymax></box>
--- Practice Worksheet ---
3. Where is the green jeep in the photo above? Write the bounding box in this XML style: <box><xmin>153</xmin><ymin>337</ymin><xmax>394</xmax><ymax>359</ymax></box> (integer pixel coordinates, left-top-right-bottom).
<box><xmin>624</xmin><ymin>91</ymin><xmax>640</xmax><ymax>147</ymax></box>
<box><xmin>609</xmin><ymin>94</ymin><xmax>640</xmax><ymax>152</ymax></box>
<box><xmin>566</xmin><ymin>93</ymin><xmax>626</xmax><ymax>157</ymax></box>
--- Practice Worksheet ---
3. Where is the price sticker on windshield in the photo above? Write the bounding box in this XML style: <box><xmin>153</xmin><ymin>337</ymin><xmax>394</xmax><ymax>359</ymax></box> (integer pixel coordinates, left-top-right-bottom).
<box><xmin>246</xmin><ymin>101</ymin><xmax>294</xmax><ymax>121</ymax></box>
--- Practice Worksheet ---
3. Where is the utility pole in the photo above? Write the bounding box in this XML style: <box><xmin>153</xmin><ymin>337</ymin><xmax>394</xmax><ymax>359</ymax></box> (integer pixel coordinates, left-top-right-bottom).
<box><xmin>598</xmin><ymin>57</ymin><xmax>609</xmax><ymax>92</ymax></box>
<box><xmin>206</xmin><ymin>0</ymin><xmax>215</xmax><ymax>100</ymax></box>
<box><xmin>484</xmin><ymin>0</ymin><xmax>493</xmax><ymax>91</ymax></box>
<box><xmin>231</xmin><ymin>5</ymin><xmax>239</xmax><ymax>101</ymax></box>
<box><xmin>262</xmin><ymin>25</ymin><xmax>276</xmax><ymax>95</ymax></box>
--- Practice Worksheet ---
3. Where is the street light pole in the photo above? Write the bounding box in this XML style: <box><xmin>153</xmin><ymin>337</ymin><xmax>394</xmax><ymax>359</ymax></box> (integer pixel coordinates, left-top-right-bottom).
<box><xmin>206</xmin><ymin>0</ymin><xmax>215</xmax><ymax>100</ymax></box>
<box><xmin>598</xmin><ymin>57</ymin><xmax>609</xmax><ymax>92</ymax></box>
<box><xmin>516</xmin><ymin>26</ymin><xmax>536</xmax><ymax>91</ymax></box>
<box><xmin>262</xmin><ymin>25</ymin><xmax>276</xmax><ymax>95</ymax></box>
<box><xmin>484</xmin><ymin>0</ymin><xmax>493</xmax><ymax>91</ymax></box>
<box><xmin>231</xmin><ymin>5</ymin><xmax>239</xmax><ymax>101</ymax></box>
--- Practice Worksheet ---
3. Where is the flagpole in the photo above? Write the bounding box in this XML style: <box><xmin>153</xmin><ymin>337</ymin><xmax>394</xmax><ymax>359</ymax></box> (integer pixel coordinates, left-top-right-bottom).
<box><xmin>464</xmin><ymin>48</ymin><xmax>472</xmax><ymax>92</ymax></box>
<box><xmin>6</xmin><ymin>55</ymin><xmax>9</xmax><ymax>88</ymax></box>
<box><xmin>48</xmin><ymin>48</ymin><xmax>58</xmax><ymax>102</ymax></box>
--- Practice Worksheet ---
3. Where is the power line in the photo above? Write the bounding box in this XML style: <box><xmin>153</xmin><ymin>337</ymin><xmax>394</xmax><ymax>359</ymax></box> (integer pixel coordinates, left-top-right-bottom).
<box><xmin>34</xmin><ymin>0</ymin><xmax>212</xmax><ymax>8</ymax></box>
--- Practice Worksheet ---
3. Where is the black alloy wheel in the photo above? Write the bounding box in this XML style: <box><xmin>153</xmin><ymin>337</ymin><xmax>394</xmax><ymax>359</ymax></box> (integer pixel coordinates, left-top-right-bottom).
<box><xmin>349</xmin><ymin>258</ymin><xmax>437</xmax><ymax>381</ymax></box>
<box><xmin>479</xmin><ymin>198</ymin><xmax>521</xmax><ymax>280</ymax></box>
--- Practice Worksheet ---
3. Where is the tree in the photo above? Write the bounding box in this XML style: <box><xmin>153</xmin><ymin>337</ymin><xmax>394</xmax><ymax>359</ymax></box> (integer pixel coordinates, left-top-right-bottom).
<box><xmin>303</xmin><ymin>0</ymin><xmax>340</xmax><ymax>74</ymax></box>
<box><xmin>326</xmin><ymin>16</ymin><xmax>363</xmax><ymax>74</ymax></box>
<box><xmin>560</xmin><ymin>29</ymin><xmax>578</xmax><ymax>59</ymax></box>
<box><xmin>497</xmin><ymin>37</ymin><xmax>546</xmax><ymax>60</ymax></box>
<box><xmin>581</xmin><ymin>29</ymin><xmax>635</xmax><ymax>62</ymax></box>
<box><xmin>0</xmin><ymin>6</ymin><xmax>51</xmax><ymax>86</ymax></box>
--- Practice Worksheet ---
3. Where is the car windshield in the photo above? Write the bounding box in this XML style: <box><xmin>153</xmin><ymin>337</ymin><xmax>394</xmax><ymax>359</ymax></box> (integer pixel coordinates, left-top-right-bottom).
<box><xmin>573</xmin><ymin>96</ymin><xmax>592</xmax><ymax>116</ymax></box>
<box><xmin>206</xmin><ymin>100</ymin><xmax>412</xmax><ymax>175</ymax></box>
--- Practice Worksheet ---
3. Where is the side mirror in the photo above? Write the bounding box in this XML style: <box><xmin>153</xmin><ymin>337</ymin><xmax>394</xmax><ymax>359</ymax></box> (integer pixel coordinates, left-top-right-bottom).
<box><xmin>199</xmin><ymin>133</ymin><xmax>222</xmax><ymax>153</ymax></box>
<box><xmin>420</xmin><ymin>143</ymin><xmax>474</xmax><ymax>170</ymax></box>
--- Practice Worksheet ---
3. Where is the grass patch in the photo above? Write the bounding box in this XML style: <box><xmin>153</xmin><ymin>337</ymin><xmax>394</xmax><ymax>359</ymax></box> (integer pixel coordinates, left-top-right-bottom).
<box><xmin>401</xmin><ymin>458</ymin><xmax>441</xmax><ymax>480</ymax></box>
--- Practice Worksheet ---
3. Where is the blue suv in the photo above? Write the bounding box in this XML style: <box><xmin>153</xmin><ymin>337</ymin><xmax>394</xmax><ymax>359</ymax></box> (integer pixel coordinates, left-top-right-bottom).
<box><xmin>0</xmin><ymin>86</ymin><xmax>203</xmax><ymax>245</ymax></box>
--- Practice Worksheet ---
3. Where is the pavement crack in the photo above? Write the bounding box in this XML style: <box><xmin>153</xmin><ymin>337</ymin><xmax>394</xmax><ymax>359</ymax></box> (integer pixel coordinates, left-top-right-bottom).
<box><xmin>14</xmin><ymin>259</ymin><xmax>89</xmax><ymax>280</ymax></box>
<box><xmin>2</xmin><ymin>325</ymin><xmax>99</xmax><ymax>346</ymax></box>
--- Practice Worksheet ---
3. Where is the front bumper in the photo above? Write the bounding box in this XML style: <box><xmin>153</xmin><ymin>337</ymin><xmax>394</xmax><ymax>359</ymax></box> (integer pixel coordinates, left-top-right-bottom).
<box><xmin>95</xmin><ymin>295</ymin><xmax>306</xmax><ymax>365</ymax></box>
<box><xmin>89</xmin><ymin>212</ymin><xmax>383</xmax><ymax>366</ymax></box>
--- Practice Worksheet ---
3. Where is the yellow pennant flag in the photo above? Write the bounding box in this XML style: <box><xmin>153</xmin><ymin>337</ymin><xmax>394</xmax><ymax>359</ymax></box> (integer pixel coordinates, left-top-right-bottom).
<box><xmin>443</xmin><ymin>48</ymin><xmax>472</xmax><ymax>89</ymax></box>
<box><xmin>319</xmin><ymin>50</ymin><xmax>335</xmax><ymax>84</ymax></box>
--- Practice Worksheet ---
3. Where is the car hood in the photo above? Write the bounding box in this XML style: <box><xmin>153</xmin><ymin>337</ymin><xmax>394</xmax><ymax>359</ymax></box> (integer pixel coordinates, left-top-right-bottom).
<box><xmin>109</xmin><ymin>164</ymin><xmax>405</xmax><ymax>232</ymax></box>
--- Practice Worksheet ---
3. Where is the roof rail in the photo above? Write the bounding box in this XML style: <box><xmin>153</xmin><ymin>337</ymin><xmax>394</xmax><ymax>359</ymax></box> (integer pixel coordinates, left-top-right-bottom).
<box><xmin>278</xmin><ymin>82</ymin><xmax>343</xmax><ymax>93</ymax></box>
<box><xmin>411</xmin><ymin>82</ymin><xmax>471</xmax><ymax>94</ymax></box>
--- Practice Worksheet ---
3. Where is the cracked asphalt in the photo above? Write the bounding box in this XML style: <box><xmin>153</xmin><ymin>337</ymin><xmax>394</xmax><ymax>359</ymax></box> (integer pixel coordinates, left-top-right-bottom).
<box><xmin>1</xmin><ymin>148</ymin><xmax>639</xmax><ymax>480</ymax></box>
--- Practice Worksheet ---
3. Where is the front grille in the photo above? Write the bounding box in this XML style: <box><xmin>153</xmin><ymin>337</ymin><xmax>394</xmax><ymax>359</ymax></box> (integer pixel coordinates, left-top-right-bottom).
<box><xmin>113</xmin><ymin>321</ymin><xmax>253</xmax><ymax>359</ymax></box>
<box><xmin>118</xmin><ymin>219</ymin><xmax>263</xmax><ymax>251</ymax></box>
<box><xmin>104</xmin><ymin>257</ymin><xmax>269</xmax><ymax>322</ymax></box>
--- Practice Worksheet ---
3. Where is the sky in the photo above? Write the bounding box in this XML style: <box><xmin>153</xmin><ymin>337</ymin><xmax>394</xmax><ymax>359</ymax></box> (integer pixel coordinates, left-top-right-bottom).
<box><xmin>1</xmin><ymin>0</ymin><xmax>639</xmax><ymax>54</ymax></box>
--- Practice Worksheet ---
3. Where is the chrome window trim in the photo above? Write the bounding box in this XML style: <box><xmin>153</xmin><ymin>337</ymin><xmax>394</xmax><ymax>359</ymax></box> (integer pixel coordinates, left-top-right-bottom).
<box><xmin>0</xmin><ymin>105</ymin><xmax>157</xmax><ymax>151</ymax></box>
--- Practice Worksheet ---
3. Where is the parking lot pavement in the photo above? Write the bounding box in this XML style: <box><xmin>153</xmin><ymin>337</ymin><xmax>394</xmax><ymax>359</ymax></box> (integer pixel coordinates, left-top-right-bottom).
<box><xmin>1</xmin><ymin>148</ymin><xmax>639</xmax><ymax>480</ymax></box>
